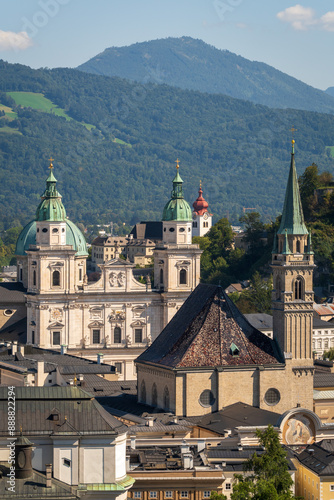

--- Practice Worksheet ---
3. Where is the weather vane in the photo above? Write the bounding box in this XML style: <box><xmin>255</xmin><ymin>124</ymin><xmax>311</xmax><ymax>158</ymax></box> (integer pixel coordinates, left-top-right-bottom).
<box><xmin>290</xmin><ymin>126</ymin><xmax>297</xmax><ymax>140</ymax></box>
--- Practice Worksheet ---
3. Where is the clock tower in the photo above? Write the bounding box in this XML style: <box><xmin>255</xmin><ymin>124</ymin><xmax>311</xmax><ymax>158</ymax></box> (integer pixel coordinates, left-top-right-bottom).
<box><xmin>192</xmin><ymin>181</ymin><xmax>212</xmax><ymax>237</ymax></box>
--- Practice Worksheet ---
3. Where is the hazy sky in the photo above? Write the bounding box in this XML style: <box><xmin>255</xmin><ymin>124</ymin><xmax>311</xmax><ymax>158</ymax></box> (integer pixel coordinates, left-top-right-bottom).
<box><xmin>0</xmin><ymin>0</ymin><xmax>333</xmax><ymax>90</ymax></box>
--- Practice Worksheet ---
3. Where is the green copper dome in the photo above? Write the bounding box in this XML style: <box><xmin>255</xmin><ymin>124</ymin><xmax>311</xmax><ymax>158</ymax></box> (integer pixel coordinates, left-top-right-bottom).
<box><xmin>15</xmin><ymin>220</ymin><xmax>88</xmax><ymax>257</ymax></box>
<box><xmin>162</xmin><ymin>164</ymin><xmax>192</xmax><ymax>222</ymax></box>
<box><xmin>15</xmin><ymin>164</ymin><xmax>88</xmax><ymax>257</ymax></box>
<box><xmin>35</xmin><ymin>169</ymin><xmax>66</xmax><ymax>221</ymax></box>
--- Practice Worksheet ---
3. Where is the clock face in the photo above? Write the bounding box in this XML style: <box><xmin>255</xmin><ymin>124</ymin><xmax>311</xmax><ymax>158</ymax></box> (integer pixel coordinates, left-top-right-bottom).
<box><xmin>203</xmin><ymin>212</ymin><xmax>209</xmax><ymax>220</ymax></box>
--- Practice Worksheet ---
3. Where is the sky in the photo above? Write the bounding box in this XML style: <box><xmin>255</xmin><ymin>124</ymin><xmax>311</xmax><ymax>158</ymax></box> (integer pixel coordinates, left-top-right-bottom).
<box><xmin>0</xmin><ymin>0</ymin><xmax>334</xmax><ymax>90</ymax></box>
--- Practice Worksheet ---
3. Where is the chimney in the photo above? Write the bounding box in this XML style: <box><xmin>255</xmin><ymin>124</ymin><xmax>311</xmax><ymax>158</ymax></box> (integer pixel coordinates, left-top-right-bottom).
<box><xmin>60</xmin><ymin>344</ymin><xmax>67</xmax><ymax>355</ymax></box>
<box><xmin>126</xmin><ymin>455</ymin><xmax>130</xmax><ymax>471</ymax></box>
<box><xmin>18</xmin><ymin>345</ymin><xmax>24</xmax><ymax>356</ymax></box>
<box><xmin>182</xmin><ymin>453</ymin><xmax>193</xmax><ymax>470</ymax></box>
<box><xmin>69</xmin><ymin>378</ymin><xmax>74</xmax><ymax>386</ymax></box>
<box><xmin>181</xmin><ymin>440</ymin><xmax>190</xmax><ymax>455</ymax></box>
<box><xmin>97</xmin><ymin>353</ymin><xmax>104</xmax><ymax>364</ymax></box>
<box><xmin>45</xmin><ymin>464</ymin><xmax>52</xmax><ymax>488</ymax></box>
<box><xmin>145</xmin><ymin>416</ymin><xmax>154</xmax><ymax>427</ymax></box>
<box><xmin>130</xmin><ymin>435</ymin><xmax>136</xmax><ymax>450</ymax></box>
<box><xmin>36</xmin><ymin>361</ymin><xmax>44</xmax><ymax>386</ymax></box>
<box><xmin>172</xmin><ymin>416</ymin><xmax>178</xmax><ymax>424</ymax></box>
<box><xmin>197</xmin><ymin>439</ymin><xmax>206</xmax><ymax>452</ymax></box>
<box><xmin>11</xmin><ymin>341</ymin><xmax>18</xmax><ymax>355</ymax></box>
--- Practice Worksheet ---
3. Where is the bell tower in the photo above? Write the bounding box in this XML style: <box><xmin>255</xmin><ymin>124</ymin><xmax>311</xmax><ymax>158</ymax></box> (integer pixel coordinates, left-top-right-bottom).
<box><xmin>271</xmin><ymin>140</ymin><xmax>315</xmax><ymax>364</ymax></box>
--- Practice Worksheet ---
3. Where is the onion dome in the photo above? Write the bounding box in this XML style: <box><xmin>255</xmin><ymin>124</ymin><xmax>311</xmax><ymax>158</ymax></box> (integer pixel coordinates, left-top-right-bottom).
<box><xmin>193</xmin><ymin>181</ymin><xmax>209</xmax><ymax>215</ymax></box>
<box><xmin>162</xmin><ymin>160</ymin><xmax>192</xmax><ymax>222</ymax></box>
<box><xmin>15</xmin><ymin>160</ymin><xmax>88</xmax><ymax>257</ymax></box>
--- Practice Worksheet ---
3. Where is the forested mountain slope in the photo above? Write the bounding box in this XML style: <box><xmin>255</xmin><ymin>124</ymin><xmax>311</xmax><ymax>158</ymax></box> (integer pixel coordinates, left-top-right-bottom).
<box><xmin>78</xmin><ymin>37</ymin><xmax>334</xmax><ymax>114</ymax></box>
<box><xmin>0</xmin><ymin>60</ymin><xmax>334</xmax><ymax>230</ymax></box>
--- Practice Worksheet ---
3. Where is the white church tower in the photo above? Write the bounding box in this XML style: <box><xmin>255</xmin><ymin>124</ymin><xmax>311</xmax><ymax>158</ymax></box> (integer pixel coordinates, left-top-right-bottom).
<box><xmin>192</xmin><ymin>181</ymin><xmax>212</xmax><ymax>237</ymax></box>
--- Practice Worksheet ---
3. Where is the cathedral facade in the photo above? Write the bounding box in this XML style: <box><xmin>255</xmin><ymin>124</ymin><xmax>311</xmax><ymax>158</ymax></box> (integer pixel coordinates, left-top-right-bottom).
<box><xmin>15</xmin><ymin>161</ymin><xmax>201</xmax><ymax>379</ymax></box>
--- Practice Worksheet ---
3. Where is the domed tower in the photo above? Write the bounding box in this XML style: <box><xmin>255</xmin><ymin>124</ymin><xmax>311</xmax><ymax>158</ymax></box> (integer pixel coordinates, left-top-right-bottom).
<box><xmin>15</xmin><ymin>160</ymin><xmax>88</xmax><ymax>347</ymax></box>
<box><xmin>192</xmin><ymin>181</ymin><xmax>212</xmax><ymax>237</ymax></box>
<box><xmin>154</xmin><ymin>161</ymin><xmax>202</xmax><ymax>301</ymax></box>
<box><xmin>161</xmin><ymin>159</ymin><xmax>193</xmax><ymax>244</ymax></box>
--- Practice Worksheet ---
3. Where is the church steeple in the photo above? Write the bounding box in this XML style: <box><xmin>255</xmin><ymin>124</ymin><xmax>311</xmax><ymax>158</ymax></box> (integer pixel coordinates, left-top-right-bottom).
<box><xmin>162</xmin><ymin>160</ymin><xmax>192</xmax><ymax>222</ymax></box>
<box><xmin>35</xmin><ymin>159</ymin><xmax>66</xmax><ymax>222</ymax></box>
<box><xmin>271</xmin><ymin>140</ymin><xmax>315</xmax><ymax>371</ymax></box>
<box><xmin>277</xmin><ymin>140</ymin><xmax>308</xmax><ymax>236</ymax></box>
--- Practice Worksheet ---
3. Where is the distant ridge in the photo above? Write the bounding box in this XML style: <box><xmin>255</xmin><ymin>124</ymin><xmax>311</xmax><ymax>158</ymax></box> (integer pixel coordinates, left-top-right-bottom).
<box><xmin>78</xmin><ymin>36</ymin><xmax>334</xmax><ymax>114</ymax></box>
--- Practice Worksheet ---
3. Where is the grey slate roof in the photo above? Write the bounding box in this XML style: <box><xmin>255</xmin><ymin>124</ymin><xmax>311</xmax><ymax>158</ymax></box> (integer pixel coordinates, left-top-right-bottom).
<box><xmin>0</xmin><ymin>386</ymin><xmax>128</xmax><ymax>436</ymax></box>
<box><xmin>0</xmin><ymin>317</ymin><xmax>27</xmax><ymax>343</ymax></box>
<box><xmin>244</xmin><ymin>313</ymin><xmax>273</xmax><ymax>331</ymax></box>
<box><xmin>0</xmin><ymin>463</ymin><xmax>75</xmax><ymax>499</ymax></box>
<box><xmin>137</xmin><ymin>284</ymin><xmax>283</xmax><ymax>368</ymax></box>
<box><xmin>296</xmin><ymin>442</ymin><xmax>334</xmax><ymax>475</ymax></box>
<box><xmin>0</xmin><ymin>282</ymin><xmax>26</xmax><ymax>303</ymax></box>
<box><xmin>185</xmin><ymin>402</ymin><xmax>281</xmax><ymax>435</ymax></box>
<box><xmin>314</xmin><ymin>372</ymin><xmax>334</xmax><ymax>388</ymax></box>
<box><xmin>130</xmin><ymin>221</ymin><xmax>163</xmax><ymax>241</ymax></box>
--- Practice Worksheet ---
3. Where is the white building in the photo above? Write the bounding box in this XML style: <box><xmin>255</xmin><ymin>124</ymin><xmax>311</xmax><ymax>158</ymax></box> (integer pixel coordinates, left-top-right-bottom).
<box><xmin>191</xmin><ymin>182</ymin><xmax>212</xmax><ymax>237</ymax></box>
<box><xmin>14</xmin><ymin>160</ymin><xmax>201</xmax><ymax>380</ymax></box>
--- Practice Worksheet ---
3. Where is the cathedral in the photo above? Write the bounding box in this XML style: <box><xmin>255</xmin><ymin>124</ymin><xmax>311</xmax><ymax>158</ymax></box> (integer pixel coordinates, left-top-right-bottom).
<box><xmin>136</xmin><ymin>140</ymin><xmax>315</xmax><ymax>419</ymax></box>
<box><xmin>14</xmin><ymin>160</ymin><xmax>202</xmax><ymax>379</ymax></box>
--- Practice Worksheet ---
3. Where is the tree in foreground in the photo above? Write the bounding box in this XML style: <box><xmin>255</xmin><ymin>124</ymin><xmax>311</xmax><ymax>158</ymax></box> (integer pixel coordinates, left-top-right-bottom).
<box><xmin>231</xmin><ymin>425</ymin><xmax>296</xmax><ymax>500</ymax></box>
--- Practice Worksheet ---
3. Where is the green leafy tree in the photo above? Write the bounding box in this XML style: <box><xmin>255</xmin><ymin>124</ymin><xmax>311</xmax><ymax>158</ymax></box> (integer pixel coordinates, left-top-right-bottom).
<box><xmin>241</xmin><ymin>272</ymin><xmax>273</xmax><ymax>314</ymax></box>
<box><xmin>209</xmin><ymin>492</ymin><xmax>227</xmax><ymax>500</ymax></box>
<box><xmin>323</xmin><ymin>348</ymin><xmax>334</xmax><ymax>361</ymax></box>
<box><xmin>231</xmin><ymin>425</ymin><xmax>296</xmax><ymax>500</ymax></box>
<box><xmin>298</xmin><ymin>164</ymin><xmax>318</xmax><ymax>220</ymax></box>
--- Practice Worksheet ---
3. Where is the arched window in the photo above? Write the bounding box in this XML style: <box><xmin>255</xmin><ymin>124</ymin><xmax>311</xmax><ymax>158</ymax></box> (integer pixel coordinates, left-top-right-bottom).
<box><xmin>114</xmin><ymin>326</ymin><xmax>121</xmax><ymax>344</ymax></box>
<box><xmin>294</xmin><ymin>276</ymin><xmax>303</xmax><ymax>300</ymax></box>
<box><xmin>52</xmin><ymin>270</ymin><xmax>60</xmax><ymax>287</ymax></box>
<box><xmin>160</xmin><ymin>268</ymin><xmax>164</xmax><ymax>284</ymax></box>
<box><xmin>296</xmin><ymin>240</ymin><xmax>301</xmax><ymax>253</ymax></box>
<box><xmin>163</xmin><ymin>386</ymin><xmax>170</xmax><ymax>410</ymax></box>
<box><xmin>180</xmin><ymin>269</ymin><xmax>187</xmax><ymax>285</ymax></box>
<box><xmin>152</xmin><ymin>383</ymin><xmax>157</xmax><ymax>406</ymax></box>
<box><xmin>140</xmin><ymin>380</ymin><xmax>146</xmax><ymax>403</ymax></box>
<box><xmin>33</xmin><ymin>270</ymin><xmax>36</xmax><ymax>286</ymax></box>
<box><xmin>317</xmin><ymin>339</ymin><xmax>322</xmax><ymax>349</ymax></box>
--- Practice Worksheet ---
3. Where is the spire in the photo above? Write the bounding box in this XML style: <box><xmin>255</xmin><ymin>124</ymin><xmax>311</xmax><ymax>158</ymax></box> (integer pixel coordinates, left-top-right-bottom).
<box><xmin>278</xmin><ymin>140</ymin><xmax>308</xmax><ymax>235</ymax></box>
<box><xmin>35</xmin><ymin>159</ymin><xmax>67</xmax><ymax>221</ymax></box>
<box><xmin>193</xmin><ymin>181</ymin><xmax>209</xmax><ymax>215</ymax></box>
<box><xmin>272</xmin><ymin>232</ymin><xmax>278</xmax><ymax>254</ymax></box>
<box><xmin>171</xmin><ymin>159</ymin><xmax>185</xmax><ymax>199</ymax></box>
<box><xmin>282</xmin><ymin>229</ymin><xmax>291</xmax><ymax>255</ymax></box>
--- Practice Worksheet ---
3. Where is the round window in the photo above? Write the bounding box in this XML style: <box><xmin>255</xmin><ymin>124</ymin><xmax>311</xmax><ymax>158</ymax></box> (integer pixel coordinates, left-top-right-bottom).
<box><xmin>169</xmin><ymin>227</ymin><xmax>175</xmax><ymax>232</ymax></box>
<box><xmin>179</xmin><ymin>227</ymin><xmax>185</xmax><ymax>232</ymax></box>
<box><xmin>42</xmin><ymin>228</ymin><xmax>48</xmax><ymax>233</ymax></box>
<box><xmin>264</xmin><ymin>388</ymin><xmax>280</xmax><ymax>406</ymax></box>
<box><xmin>199</xmin><ymin>390</ymin><xmax>215</xmax><ymax>408</ymax></box>
<box><xmin>4</xmin><ymin>309</ymin><xmax>13</xmax><ymax>316</ymax></box>
<box><xmin>52</xmin><ymin>228</ymin><xmax>59</xmax><ymax>233</ymax></box>
<box><xmin>62</xmin><ymin>228</ymin><xmax>65</xmax><ymax>233</ymax></box>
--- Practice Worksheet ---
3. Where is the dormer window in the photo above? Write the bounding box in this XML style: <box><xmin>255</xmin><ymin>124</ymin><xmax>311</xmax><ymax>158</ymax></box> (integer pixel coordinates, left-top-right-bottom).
<box><xmin>230</xmin><ymin>343</ymin><xmax>239</xmax><ymax>356</ymax></box>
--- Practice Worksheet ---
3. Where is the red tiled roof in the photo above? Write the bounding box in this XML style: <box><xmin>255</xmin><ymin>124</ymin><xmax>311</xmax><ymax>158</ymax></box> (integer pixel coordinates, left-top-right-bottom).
<box><xmin>137</xmin><ymin>284</ymin><xmax>283</xmax><ymax>369</ymax></box>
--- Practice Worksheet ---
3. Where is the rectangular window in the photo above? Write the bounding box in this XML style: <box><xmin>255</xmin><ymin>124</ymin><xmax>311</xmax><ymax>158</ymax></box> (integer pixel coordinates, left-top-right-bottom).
<box><xmin>79</xmin><ymin>268</ymin><xmax>82</xmax><ymax>281</ymax></box>
<box><xmin>115</xmin><ymin>362</ymin><xmax>122</xmax><ymax>374</ymax></box>
<box><xmin>180</xmin><ymin>492</ymin><xmax>188</xmax><ymax>498</ymax></box>
<box><xmin>203</xmin><ymin>492</ymin><xmax>211</xmax><ymax>499</ymax></box>
<box><xmin>31</xmin><ymin>330</ymin><xmax>35</xmax><ymax>344</ymax></box>
<box><xmin>149</xmin><ymin>493</ymin><xmax>157</xmax><ymax>499</ymax></box>
<box><xmin>165</xmin><ymin>492</ymin><xmax>173</xmax><ymax>499</ymax></box>
<box><xmin>225</xmin><ymin>483</ymin><xmax>231</xmax><ymax>490</ymax></box>
<box><xmin>63</xmin><ymin>458</ymin><xmax>71</xmax><ymax>467</ymax></box>
<box><xmin>52</xmin><ymin>331</ymin><xmax>60</xmax><ymax>345</ymax></box>
<box><xmin>135</xmin><ymin>328</ymin><xmax>142</xmax><ymax>343</ymax></box>
<box><xmin>92</xmin><ymin>329</ymin><xmax>100</xmax><ymax>344</ymax></box>
<box><xmin>330</xmin><ymin>485</ymin><xmax>334</xmax><ymax>491</ymax></box>
<box><xmin>134</xmin><ymin>493</ymin><xmax>141</xmax><ymax>499</ymax></box>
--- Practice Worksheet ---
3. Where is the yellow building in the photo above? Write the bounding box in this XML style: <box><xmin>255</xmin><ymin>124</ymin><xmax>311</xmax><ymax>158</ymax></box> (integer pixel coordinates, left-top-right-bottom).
<box><xmin>293</xmin><ymin>440</ymin><xmax>334</xmax><ymax>500</ymax></box>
